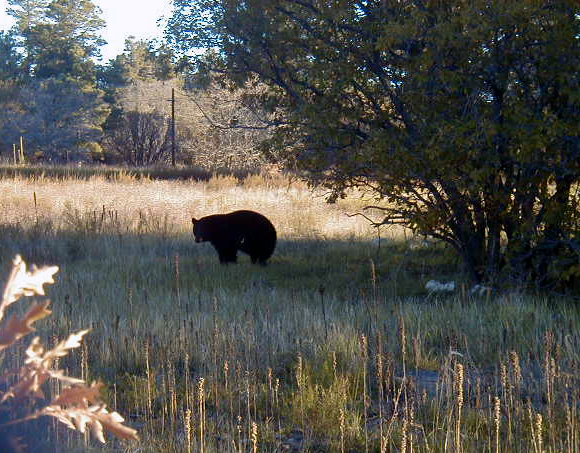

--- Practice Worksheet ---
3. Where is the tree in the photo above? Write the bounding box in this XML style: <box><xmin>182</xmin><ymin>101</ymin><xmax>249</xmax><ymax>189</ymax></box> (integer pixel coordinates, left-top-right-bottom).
<box><xmin>98</xmin><ymin>38</ymin><xmax>178</xmax><ymax>131</ymax></box>
<box><xmin>166</xmin><ymin>0</ymin><xmax>580</xmax><ymax>288</ymax></box>
<box><xmin>174</xmin><ymin>81</ymin><xmax>271</xmax><ymax>171</ymax></box>
<box><xmin>6</xmin><ymin>0</ymin><xmax>50</xmax><ymax>75</ymax></box>
<box><xmin>99</xmin><ymin>38</ymin><xmax>175</xmax><ymax>86</ymax></box>
<box><xmin>103</xmin><ymin>110</ymin><xmax>172</xmax><ymax>166</ymax></box>
<box><xmin>0</xmin><ymin>31</ymin><xmax>23</xmax><ymax>82</ymax></box>
<box><xmin>2</xmin><ymin>0</ymin><xmax>108</xmax><ymax>159</ymax></box>
<box><xmin>98</xmin><ymin>38</ymin><xmax>268</xmax><ymax>170</ymax></box>
<box><xmin>1</xmin><ymin>77</ymin><xmax>109</xmax><ymax>160</ymax></box>
<box><xmin>29</xmin><ymin>0</ymin><xmax>105</xmax><ymax>81</ymax></box>
<box><xmin>8</xmin><ymin>0</ymin><xmax>105</xmax><ymax>81</ymax></box>
<box><xmin>97</xmin><ymin>38</ymin><xmax>178</xmax><ymax>161</ymax></box>
<box><xmin>0</xmin><ymin>32</ymin><xmax>24</xmax><ymax>154</ymax></box>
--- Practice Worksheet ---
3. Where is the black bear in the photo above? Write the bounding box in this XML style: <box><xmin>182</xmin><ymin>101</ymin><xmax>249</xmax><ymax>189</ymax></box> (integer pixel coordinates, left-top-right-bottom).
<box><xmin>192</xmin><ymin>210</ymin><xmax>277</xmax><ymax>265</ymax></box>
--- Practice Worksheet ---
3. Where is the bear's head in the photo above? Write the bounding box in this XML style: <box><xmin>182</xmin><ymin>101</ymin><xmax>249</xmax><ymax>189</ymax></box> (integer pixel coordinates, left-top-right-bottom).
<box><xmin>192</xmin><ymin>217</ymin><xmax>208</xmax><ymax>243</ymax></box>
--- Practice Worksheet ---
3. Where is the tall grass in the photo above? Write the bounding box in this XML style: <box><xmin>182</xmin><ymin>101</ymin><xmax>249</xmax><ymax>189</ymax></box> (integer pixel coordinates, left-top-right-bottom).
<box><xmin>0</xmin><ymin>163</ymin><xmax>260</xmax><ymax>182</ymax></box>
<box><xmin>0</xmin><ymin>169</ymin><xmax>578</xmax><ymax>452</ymax></box>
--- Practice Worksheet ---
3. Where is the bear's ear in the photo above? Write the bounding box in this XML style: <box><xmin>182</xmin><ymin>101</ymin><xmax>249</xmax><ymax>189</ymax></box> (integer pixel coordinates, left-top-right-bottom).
<box><xmin>192</xmin><ymin>217</ymin><xmax>197</xmax><ymax>225</ymax></box>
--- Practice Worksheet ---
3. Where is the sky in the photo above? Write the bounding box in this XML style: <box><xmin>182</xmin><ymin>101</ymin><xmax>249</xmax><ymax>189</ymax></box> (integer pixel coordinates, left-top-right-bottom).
<box><xmin>0</xmin><ymin>0</ymin><xmax>174</xmax><ymax>62</ymax></box>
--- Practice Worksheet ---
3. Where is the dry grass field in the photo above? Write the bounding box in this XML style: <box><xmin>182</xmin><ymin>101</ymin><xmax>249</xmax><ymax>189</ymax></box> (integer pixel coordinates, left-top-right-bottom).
<box><xmin>0</xmin><ymin>166</ymin><xmax>578</xmax><ymax>453</ymax></box>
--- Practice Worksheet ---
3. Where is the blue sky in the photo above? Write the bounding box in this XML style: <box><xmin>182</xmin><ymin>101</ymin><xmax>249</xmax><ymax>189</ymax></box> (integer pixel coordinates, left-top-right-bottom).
<box><xmin>0</xmin><ymin>0</ymin><xmax>173</xmax><ymax>61</ymax></box>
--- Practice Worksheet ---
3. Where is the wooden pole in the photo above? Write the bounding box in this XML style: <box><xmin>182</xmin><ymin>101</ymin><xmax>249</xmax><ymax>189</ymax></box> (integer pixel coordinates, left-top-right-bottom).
<box><xmin>19</xmin><ymin>136</ymin><xmax>25</xmax><ymax>164</ymax></box>
<box><xmin>171</xmin><ymin>88</ymin><xmax>176</xmax><ymax>167</ymax></box>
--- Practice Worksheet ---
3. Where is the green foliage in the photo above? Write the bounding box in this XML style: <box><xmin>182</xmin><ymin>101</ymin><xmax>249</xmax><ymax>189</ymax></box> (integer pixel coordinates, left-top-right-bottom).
<box><xmin>1</xmin><ymin>0</ymin><xmax>108</xmax><ymax>159</ymax></box>
<box><xmin>97</xmin><ymin>38</ymin><xmax>177</xmax><ymax>107</ymax></box>
<box><xmin>107</xmin><ymin>38</ymin><xmax>176</xmax><ymax>81</ymax></box>
<box><xmin>166</xmin><ymin>0</ymin><xmax>580</xmax><ymax>288</ymax></box>
<box><xmin>1</xmin><ymin>76</ymin><xmax>109</xmax><ymax>159</ymax></box>
<box><xmin>8</xmin><ymin>0</ymin><xmax>105</xmax><ymax>81</ymax></box>
<box><xmin>0</xmin><ymin>31</ymin><xmax>23</xmax><ymax>82</ymax></box>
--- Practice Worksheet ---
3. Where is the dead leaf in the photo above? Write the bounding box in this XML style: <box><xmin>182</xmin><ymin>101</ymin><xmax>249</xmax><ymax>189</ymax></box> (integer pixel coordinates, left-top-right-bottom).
<box><xmin>92</xmin><ymin>406</ymin><xmax>139</xmax><ymax>442</ymax></box>
<box><xmin>0</xmin><ymin>301</ymin><xmax>52</xmax><ymax>351</ymax></box>
<box><xmin>1</xmin><ymin>256</ymin><xmax>58</xmax><ymax>317</ymax></box>
<box><xmin>52</xmin><ymin>382</ymin><xmax>103</xmax><ymax>407</ymax></box>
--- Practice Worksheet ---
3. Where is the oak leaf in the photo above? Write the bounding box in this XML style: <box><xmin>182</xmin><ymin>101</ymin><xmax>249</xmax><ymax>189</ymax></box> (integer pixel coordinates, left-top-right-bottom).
<box><xmin>0</xmin><ymin>301</ymin><xmax>52</xmax><ymax>351</ymax></box>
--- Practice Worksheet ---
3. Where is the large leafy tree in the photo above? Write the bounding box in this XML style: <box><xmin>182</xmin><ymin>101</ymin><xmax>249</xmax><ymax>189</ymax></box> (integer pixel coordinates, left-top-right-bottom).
<box><xmin>166</xmin><ymin>0</ymin><xmax>580</xmax><ymax>287</ymax></box>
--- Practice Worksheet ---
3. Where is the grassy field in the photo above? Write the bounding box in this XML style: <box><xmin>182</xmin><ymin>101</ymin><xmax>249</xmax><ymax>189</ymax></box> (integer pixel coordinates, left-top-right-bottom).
<box><xmin>0</xmin><ymin>167</ymin><xmax>579</xmax><ymax>453</ymax></box>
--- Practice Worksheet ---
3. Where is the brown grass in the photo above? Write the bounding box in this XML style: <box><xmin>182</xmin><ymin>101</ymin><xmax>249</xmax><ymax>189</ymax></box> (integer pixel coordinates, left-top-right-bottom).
<box><xmin>0</xmin><ymin>172</ymin><xmax>382</xmax><ymax>240</ymax></box>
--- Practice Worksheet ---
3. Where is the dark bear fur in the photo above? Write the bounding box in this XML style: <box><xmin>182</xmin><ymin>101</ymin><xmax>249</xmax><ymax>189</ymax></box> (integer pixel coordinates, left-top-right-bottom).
<box><xmin>192</xmin><ymin>210</ymin><xmax>276</xmax><ymax>265</ymax></box>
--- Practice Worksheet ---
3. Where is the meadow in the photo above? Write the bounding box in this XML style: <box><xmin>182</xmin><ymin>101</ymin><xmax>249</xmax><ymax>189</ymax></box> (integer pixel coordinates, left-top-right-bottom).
<box><xmin>0</xmin><ymin>166</ymin><xmax>578</xmax><ymax>453</ymax></box>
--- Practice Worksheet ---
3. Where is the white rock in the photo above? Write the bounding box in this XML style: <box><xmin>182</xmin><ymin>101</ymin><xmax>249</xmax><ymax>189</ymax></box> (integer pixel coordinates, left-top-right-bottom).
<box><xmin>425</xmin><ymin>280</ymin><xmax>456</xmax><ymax>292</ymax></box>
<box><xmin>469</xmin><ymin>284</ymin><xmax>493</xmax><ymax>296</ymax></box>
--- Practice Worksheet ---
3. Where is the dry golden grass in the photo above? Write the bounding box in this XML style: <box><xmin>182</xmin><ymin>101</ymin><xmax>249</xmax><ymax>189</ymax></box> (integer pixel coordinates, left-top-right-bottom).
<box><xmin>0</xmin><ymin>173</ymin><xmax>384</xmax><ymax>240</ymax></box>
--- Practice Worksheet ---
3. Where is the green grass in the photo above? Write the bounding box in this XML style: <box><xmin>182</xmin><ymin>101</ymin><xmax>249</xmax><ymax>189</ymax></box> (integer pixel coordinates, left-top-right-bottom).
<box><xmin>0</xmin><ymin>169</ymin><xmax>579</xmax><ymax>453</ymax></box>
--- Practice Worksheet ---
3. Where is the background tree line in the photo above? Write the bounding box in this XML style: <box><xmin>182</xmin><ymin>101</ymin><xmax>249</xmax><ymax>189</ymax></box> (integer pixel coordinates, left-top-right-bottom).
<box><xmin>0</xmin><ymin>0</ymin><xmax>268</xmax><ymax>170</ymax></box>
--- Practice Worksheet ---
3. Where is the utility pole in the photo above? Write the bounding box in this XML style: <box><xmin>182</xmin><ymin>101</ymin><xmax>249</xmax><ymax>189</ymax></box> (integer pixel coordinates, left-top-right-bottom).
<box><xmin>170</xmin><ymin>88</ymin><xmax>176</xmax><ymax>167</ymax></box>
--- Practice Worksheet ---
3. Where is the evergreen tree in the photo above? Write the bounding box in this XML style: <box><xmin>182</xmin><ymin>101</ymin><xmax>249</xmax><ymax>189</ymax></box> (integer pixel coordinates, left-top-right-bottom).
<box><xmin>98</xmin><ymin>38</ymin><xmax>176</xmax><ymax>132</ymax></box>
<box><xmin>2</xmin><ymin>77</ymin><xmax>109</xmax><ymax>160</ymax></box>
<box><xmin>2</xmin><ymin>0</ymin><xmax>108</xmax><ymax>159</ymax></box>
<box><xmin>6</xmin><ymin>0</ymin><xmax>49</xmax><ymax>75</ymax></box>
<box><xmin>29</xmin><ymin>0</ymin><xmax>104</xmax><ymax>80</ymax></box>
<box><xmin>0</xmin><ymin>31</ymin><xmax>22</xmax><ymax>83</ymax></box>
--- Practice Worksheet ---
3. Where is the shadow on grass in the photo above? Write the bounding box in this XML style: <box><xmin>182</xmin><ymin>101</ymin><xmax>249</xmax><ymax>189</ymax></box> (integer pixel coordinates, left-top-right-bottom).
<box><xmin>0</xmin><ymin>223</ymin><xmax>460</xmax><ymax>301</ymax></box>
<box><xmin>2</xmin><ymin>223</ymin><xmax>579</xmax><ymax>453</ymax></box>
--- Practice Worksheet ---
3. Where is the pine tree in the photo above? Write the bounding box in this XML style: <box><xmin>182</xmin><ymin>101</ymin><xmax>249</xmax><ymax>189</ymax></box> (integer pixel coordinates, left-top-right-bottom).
<box><xmin>0</xmin><ymin>31</ymin><xmax>22</xmax><ymax>82</ymax></box>
<box><xmin>30</xmin><ymin>0</ymin><xmax>104</xmax><ymax>80</ymax></box>
<box><xmin>2</xmin><ymin>0</ymin><xmax>108</xmax><ymax>160</ymax></box>
<box><xmin>6</xmin><ymin>0</ymin><xmax>49</xmax><ymax>75</ymax></box>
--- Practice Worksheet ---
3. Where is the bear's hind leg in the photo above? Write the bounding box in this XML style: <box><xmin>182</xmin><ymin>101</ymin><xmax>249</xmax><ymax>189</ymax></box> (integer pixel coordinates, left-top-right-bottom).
<box><xmin>240</xmin><ymin>237</ymin><xmax>267</xmax><ymax>265</ymax></box>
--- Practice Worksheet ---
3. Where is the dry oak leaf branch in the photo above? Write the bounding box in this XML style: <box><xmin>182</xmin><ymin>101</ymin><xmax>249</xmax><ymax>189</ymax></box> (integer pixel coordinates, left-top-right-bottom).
<box><xmin>0</xmin><ymin>255</ymin><xmax>139</xmax><ymax>444</ymax></box>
